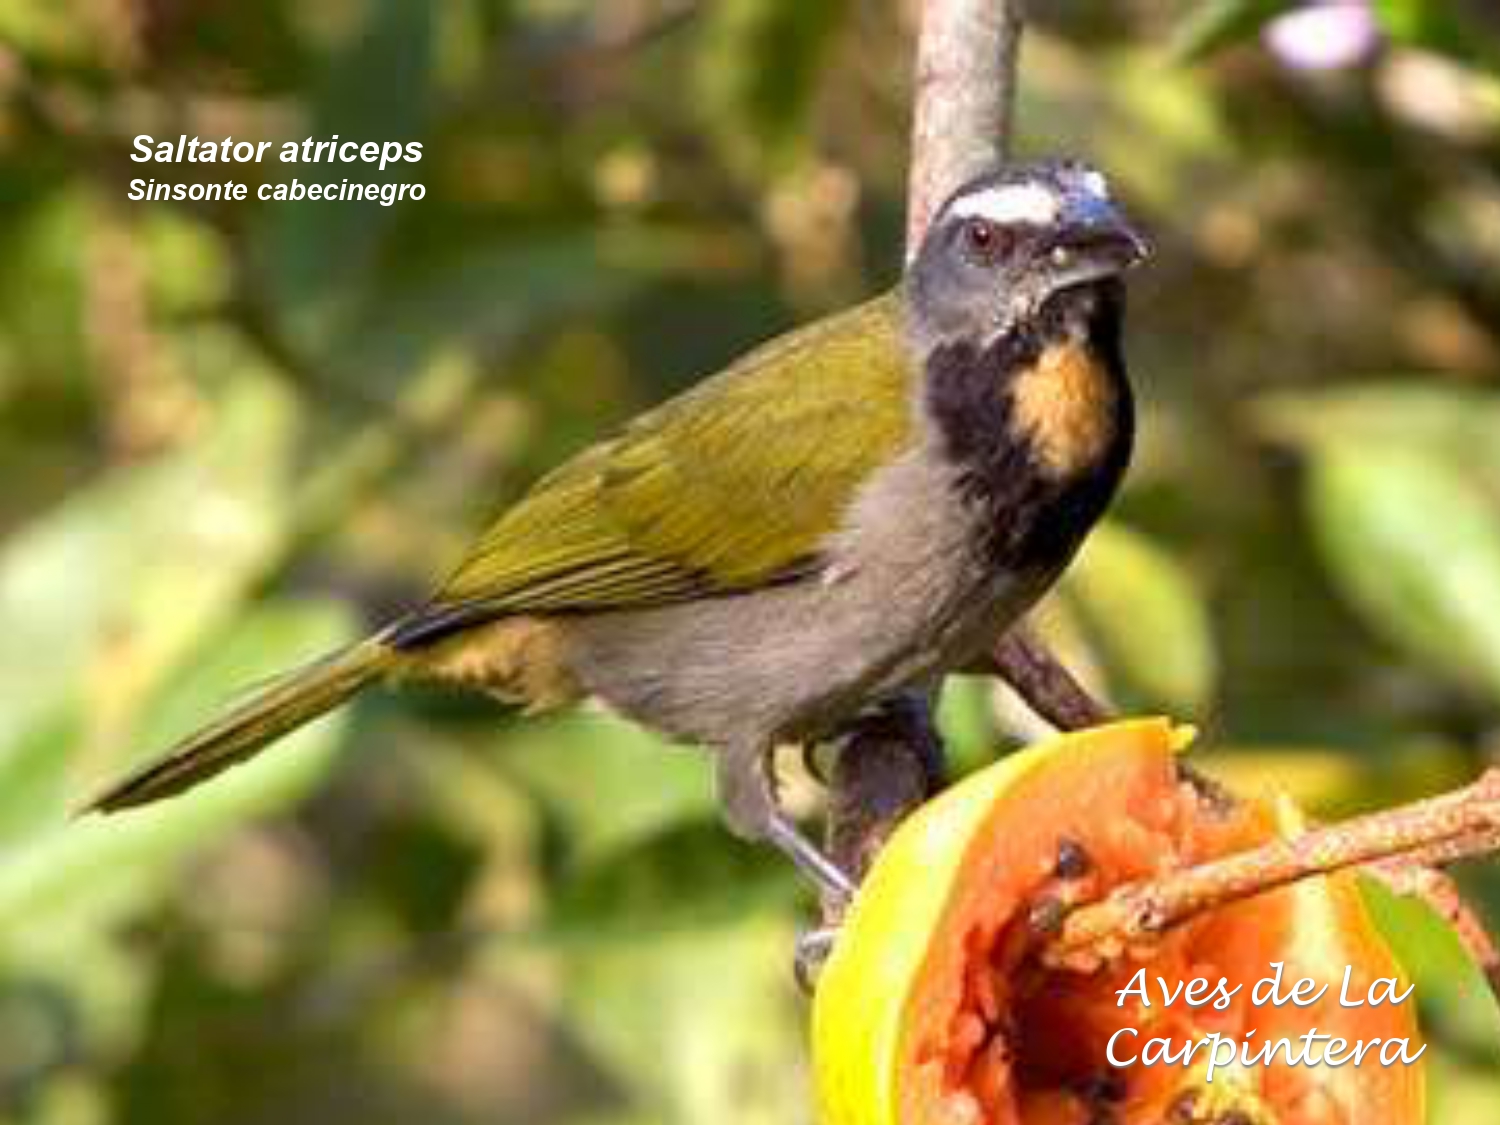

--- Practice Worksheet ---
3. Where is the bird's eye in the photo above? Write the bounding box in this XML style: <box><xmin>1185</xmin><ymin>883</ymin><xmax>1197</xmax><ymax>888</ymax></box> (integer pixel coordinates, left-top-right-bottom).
<box><xmin>962</xmin><ymin>218</ymin><xmax>1007</xmax><ymax>263</ymax></box>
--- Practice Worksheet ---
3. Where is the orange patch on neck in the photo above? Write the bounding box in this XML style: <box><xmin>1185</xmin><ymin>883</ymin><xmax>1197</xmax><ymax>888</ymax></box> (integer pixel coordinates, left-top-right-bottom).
<box><xmin>1009</xmin><ymin>341</ymin><xmax>1118</xmax><ymax>477</ymax></box>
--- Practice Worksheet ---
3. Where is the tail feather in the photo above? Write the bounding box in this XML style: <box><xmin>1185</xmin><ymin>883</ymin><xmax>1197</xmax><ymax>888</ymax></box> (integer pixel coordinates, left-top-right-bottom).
<box><xmin>87</xmin><ymin>637</ymin><xmax>394</xmax><ymax>813</ymax></box>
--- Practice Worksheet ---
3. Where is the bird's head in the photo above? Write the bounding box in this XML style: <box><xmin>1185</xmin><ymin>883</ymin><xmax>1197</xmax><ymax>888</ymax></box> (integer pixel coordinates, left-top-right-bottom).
<box><xmin>906</xmin><ymin>161</ymin><xmax>1147</xmax><ymax>350</ymax></box>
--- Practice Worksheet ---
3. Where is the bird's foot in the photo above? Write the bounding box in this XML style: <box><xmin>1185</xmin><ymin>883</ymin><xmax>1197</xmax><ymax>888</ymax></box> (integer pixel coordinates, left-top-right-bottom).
<box><xmin>793</xmin><ymin>926</ymin><xmax>838</xmax><ymax>994</ymax></box>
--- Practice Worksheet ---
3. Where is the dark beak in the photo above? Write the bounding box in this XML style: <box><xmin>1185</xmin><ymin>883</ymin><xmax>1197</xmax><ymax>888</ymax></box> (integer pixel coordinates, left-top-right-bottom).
<box><xmin>1043</xmin><ymin>193</ymin><xmax>1149</xmax><ymax>280</ymax></box>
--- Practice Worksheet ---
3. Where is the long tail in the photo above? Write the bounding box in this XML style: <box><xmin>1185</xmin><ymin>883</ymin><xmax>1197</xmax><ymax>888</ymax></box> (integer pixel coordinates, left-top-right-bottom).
<box><xmin>87</xmin><ymin>636</ymin><xmax>396</xmax><ymax>813</ymax></box>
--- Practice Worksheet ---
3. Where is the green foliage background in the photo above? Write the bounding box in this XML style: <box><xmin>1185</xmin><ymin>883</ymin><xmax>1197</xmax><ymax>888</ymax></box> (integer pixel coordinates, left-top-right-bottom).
<box><xmin>1</xmin><ymin>1</ymin><xmax>1499</xmax><ymax>1121</ymax></box>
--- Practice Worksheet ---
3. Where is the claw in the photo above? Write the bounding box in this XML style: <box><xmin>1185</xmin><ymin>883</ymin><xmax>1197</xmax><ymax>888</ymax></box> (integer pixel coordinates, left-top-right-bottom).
<box><xmin>794</xmin><ymin>926</ymin><xmax>839</xmax><ymax>994</ymax></box>
<box><xmin>801</xmin><ymin>742</ymin><xmax>834</xmax><ymax>786</ymax></box>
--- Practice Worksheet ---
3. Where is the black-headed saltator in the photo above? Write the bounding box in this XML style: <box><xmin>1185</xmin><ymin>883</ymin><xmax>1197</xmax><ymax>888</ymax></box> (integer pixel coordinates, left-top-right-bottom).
<box><xmin>90</xmin><ymin>160</ymin><xmax>1148</xmax><ymax>896</ymax></box>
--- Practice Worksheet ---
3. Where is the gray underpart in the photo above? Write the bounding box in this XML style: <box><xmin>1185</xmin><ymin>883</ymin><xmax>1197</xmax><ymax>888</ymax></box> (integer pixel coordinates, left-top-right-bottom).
<box><xmin>556</xmin><ymin>437</ymin><xmax>1058</xmax><ymax>841</ymax></box>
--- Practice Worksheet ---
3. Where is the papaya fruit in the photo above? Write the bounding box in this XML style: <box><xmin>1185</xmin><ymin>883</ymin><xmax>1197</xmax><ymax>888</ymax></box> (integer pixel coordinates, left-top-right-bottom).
<box><xmin>811</xmin><ymin>719</ymin><xmax>1424</xmax><ymax>1125</ymax></box>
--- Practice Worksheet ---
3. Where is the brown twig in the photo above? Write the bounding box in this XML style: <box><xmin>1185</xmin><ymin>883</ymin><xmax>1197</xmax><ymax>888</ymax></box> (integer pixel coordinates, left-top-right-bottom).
<box><xmin>1365</xmin><ymin>856</ymin><xmax>1500</xmax><ymax>997</ymax></box>
<box><xmin>988</xmin><ymin>627</ymin><xmax>1111</xmax><ymax>730</ymax></box>
<box><xmin>1044</xmin><ymin>768</ymin><xmax>1500</xmax><ymax>973</ymax></box>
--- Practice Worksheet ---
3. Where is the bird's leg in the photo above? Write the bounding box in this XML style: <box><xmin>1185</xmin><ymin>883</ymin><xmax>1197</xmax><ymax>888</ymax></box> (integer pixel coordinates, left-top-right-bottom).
<box><xmin>765</xmin><ymin>814</ymin><xmax>857</xmax><ymax>904</ymax></box>
<box><xmin>716</xmin><ymin>741</ymin><xmax>856</xmax><ymax>903</ymax></box>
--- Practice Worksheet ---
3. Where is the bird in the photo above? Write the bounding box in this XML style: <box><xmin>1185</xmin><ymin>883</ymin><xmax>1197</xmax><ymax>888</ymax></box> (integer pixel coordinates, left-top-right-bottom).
<box><xmin>88</xmin><ymin>160</ymin><xmax>1148</xmax><ymax>899</ymax></box>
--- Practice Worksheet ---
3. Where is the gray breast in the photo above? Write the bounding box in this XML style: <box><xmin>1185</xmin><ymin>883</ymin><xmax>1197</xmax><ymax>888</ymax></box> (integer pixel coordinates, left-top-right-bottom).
<box><xmin>560</xmin><ymin>442</ymin><xmax>1041</xmax><ymax>750</ymax></box>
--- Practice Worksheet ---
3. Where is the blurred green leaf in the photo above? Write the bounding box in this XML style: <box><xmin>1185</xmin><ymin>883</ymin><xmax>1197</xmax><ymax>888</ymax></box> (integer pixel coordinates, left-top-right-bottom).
<box><xmin>1062</xmin><ymin>522</ymin><xmax>1217</xmax><ymax>712</ymax></box>
<box><xmin>1167</xmin><ymin>0</ymin><xmax>1293</xmax><ymax>64</ymax></box>
<box><xmin>1360</xmin><ymin>875</ymin><xmax>1500</xmax><ymax>1063</ymax></box>
<box><xmin>0</xmin><ymin>366</ymin><xmax>298</xmax><ymax>758</ymax></box>
<box><xmin>694</xmin><ymin>0</ymin><xmax>848</xmax><ymax>174</ymax></box>
<box><xmin>558</xmin><ymin>912</ymin><xmax>805</xmax><ymax>1125</ymax></box>
<box><xmin>0</xmin><ymin>600</ymin><xmax>354</xmax><ymax>1104</ymax></box>
<box><xmin>1253</xmin><ymin>382</ymin><xmax>1500</xmax><ymax>498</ymax></box>
<box><xmin>1307</xmin><ymin>443</ymin><xmax>1500</xmax><ymax>703</ymax></box>
<box><xmin>0</xmin><ymin>598</ymin><xmax>354</xmax><ymax>956</ymax></box>
<box><xmin>138</xmin><ymin>210</ymin><xmax>234</xmax><ymax>316</ymax></box>
<box><xmin>259</xmin><ymin>0</ymin><xmax>434</xmax><ymax>355</ymax></box>
<box><xmin>0</xmin><ymin>189</ymin><xmax>94</xmax><ymax>388</ymax></box>
<box><xmin>0</xmin><ymin>713</ymin><xmax>80</xmax><ymax>846</ymax></box>
<box><xmin>545</xmin><ymin>823</ymin><xmax>797</xmax><ymax>945</ymax></box>
<box><xmin>0</xmin><ymin>0</ymin><xmax>99</xmax><ymax>62</ymax></box>
<box><xmin>1375</xmin><ymin>0</ymin><xmax>1429</xmax><ymax>42</ymax></box>
<box><xmin>500</xmin><ymin>712</ymin><xmax>714</xmax><ymax>870</ymax></box>
<box><xmin>1198</xmin><ymin>744</ymin><xmax>1366</xmax><ymax>811</ymax></box>
<box><xmin>1431</xmin><ymin>1055</ymin><xmax>1500</xmax><ymax>1123</ymax></box>
<box><xmin>1200</xmin><ymin>736</ymin><xmax>1473</xmax><ymax>818</ymax></box>
<box><xmin>1374</xmin><ymin>0</ymin><xmax>1500</xmax><ymax>69</ymax></box>
<box><xmin>937</xmin><ymin>676</ymin><xmax>1001</xmax><ymax>777</ymax></box>
<box><xmin>337</xmin><ymin>229</ymin><xmax>662</xmax><ymax>385</ymax></box>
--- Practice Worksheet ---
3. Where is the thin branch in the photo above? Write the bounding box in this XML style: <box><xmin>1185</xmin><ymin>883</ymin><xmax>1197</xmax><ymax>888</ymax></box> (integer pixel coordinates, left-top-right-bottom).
<box><xmin>906</xmin><ymin>0</ymin><xmax>1024</xmax><ymax>255</ymax></box>
<box><xmin>988</xmin><ymin>628</ymin><xmax>1110</xmax><ymax>731</ymax></box>
<box><xmin>1365</xmin><ymin>856</ymin><xmax>1500</xmax><ymax>997</ymax></box>
<box><xmin>1043</xmin><ymin>769</ymin><xmax>1500</xmax><ymax>973</ymax></box>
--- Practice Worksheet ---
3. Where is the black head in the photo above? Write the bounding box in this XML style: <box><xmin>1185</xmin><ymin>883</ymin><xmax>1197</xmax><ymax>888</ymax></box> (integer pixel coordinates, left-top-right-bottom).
<box><xmin>906</xmin><ymin>161</ymin><xmax>1147</xmax><ymax>350</ymax></box>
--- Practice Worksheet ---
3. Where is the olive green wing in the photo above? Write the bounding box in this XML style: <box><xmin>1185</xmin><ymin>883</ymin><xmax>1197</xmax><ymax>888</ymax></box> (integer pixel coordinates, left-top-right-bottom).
<box><xmin>413</xmin><ymin>294</ymin><xmax>912</xmax><ymax>629</ymax></box>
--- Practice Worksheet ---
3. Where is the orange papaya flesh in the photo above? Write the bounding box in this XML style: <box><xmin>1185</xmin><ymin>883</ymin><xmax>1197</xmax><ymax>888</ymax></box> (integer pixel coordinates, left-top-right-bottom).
<box><xmin>811</xmin><ymin>719</ymin><xmax>1424</xmax><ymax>1125</ymax></box>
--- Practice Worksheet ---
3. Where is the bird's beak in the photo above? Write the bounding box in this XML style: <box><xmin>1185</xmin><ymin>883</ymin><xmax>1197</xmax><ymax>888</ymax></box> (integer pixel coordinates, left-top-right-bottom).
<box><xmin>1039</xmin><ymin>192</ymin><xmax>1149</xmax><ymax>288</ymax></box>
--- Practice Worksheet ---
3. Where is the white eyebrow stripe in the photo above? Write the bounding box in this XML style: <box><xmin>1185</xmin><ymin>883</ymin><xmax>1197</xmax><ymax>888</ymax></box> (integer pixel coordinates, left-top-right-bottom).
<box><xmin>1080</xmin><ymin>169</ymin><xmax>1110</xmax><ymax>199</ymax></box>
<box><xmin>948</xmin><ymin>183</ymin><xmax>1059</xmax><ymax>225</ymax></box>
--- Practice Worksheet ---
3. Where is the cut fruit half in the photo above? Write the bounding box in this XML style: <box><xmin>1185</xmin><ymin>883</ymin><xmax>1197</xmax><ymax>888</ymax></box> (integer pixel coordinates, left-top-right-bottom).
<box><xmin>811</xmin><ymin>719</ymin><xmax>1424</xmax><ymax>1125</ymax></box>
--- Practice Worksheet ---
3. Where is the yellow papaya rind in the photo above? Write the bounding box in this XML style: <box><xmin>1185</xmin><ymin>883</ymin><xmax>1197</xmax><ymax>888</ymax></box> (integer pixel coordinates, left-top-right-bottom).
<box><xmin>810</xmin><ymin>718</ymin><xmax>1424</xmax><ymax>1125</ymax></box>
<box><xmin>811</xmin><ymin>717</ymin><xmax>1181</xmax><ymax>1125</ymax></box>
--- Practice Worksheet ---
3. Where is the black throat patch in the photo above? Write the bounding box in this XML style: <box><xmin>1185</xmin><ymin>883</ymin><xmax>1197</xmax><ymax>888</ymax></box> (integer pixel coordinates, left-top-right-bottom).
<box><xmin>921</xmin><ymin>281</ymin><xmax>1134</xmax><ymax>570</ymax></box>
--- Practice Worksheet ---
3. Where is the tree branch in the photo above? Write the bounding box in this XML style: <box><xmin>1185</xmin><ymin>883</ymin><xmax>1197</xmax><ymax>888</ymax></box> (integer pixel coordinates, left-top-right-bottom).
<box><xmin>988</xmin><ymin>627</ymin><xmax>1110</xmax><ymax>730</ymax></box>
<box><xmin>1044</xmin><ymin>768</ymin><xmax>1500</xmax><ymax>986</ymax></box>
<box><xmin>825</xmin><ymin>695</ymin><xmax>944</xmax><ymax>883</ymax></box>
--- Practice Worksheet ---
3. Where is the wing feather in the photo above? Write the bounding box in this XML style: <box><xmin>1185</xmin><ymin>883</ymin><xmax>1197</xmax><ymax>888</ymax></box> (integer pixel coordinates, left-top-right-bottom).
<box><xmin>414</xmin><ymin>295</ymin><xmax>911</xmax><ymax>630</ymax></box>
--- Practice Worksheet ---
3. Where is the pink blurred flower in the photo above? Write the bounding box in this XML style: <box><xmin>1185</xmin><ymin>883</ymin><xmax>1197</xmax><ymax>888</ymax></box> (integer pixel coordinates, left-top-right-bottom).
<box><xmin>1265</xmin><ymin>1</ymin><xmax>1382</xmax><ymax>71</ymax></box>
